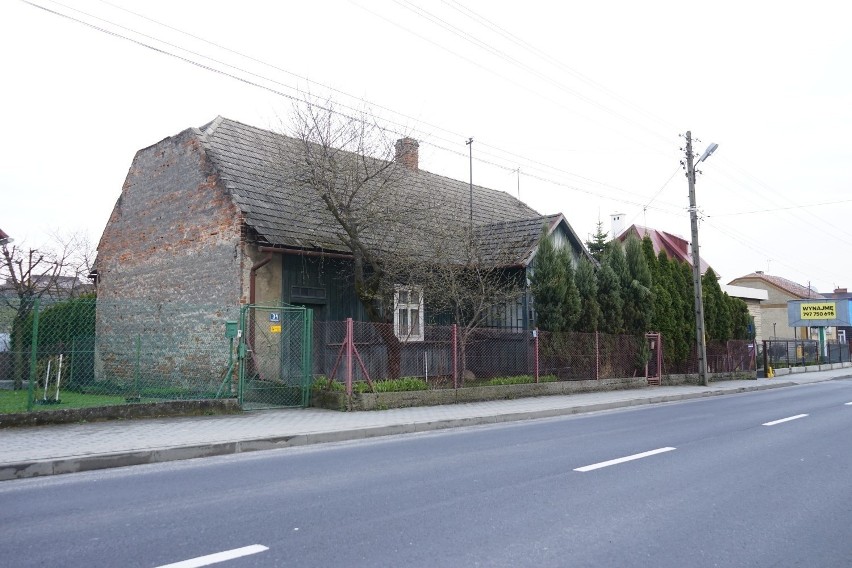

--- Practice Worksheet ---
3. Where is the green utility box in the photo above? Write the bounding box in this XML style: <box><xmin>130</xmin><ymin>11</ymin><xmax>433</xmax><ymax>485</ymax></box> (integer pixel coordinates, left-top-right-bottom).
<box><xmin>225</xmin><ymin>320</ymin><xmax>238</xmax><ymax>339</ymax></box>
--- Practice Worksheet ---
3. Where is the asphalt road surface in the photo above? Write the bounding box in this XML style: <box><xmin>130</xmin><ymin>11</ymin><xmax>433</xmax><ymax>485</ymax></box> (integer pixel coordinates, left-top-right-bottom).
<box><xmin>2</xmin><ymin>380</ymin><xmax>851</xmax><ymax>567</ymax></box>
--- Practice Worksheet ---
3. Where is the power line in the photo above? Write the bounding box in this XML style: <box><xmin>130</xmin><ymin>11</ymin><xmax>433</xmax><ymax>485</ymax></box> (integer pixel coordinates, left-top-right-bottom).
<box><xmin>707</xmin><ymin>159</ymin><xmax>852</xmax><ymax>242</ymax></box>
<box><xmin>383</xmin><ymin>0</ymin><xmax>675</xmax><ymax>151</ymax></box>
<box><xmin>709</xmin><ymin>197</ymin><xmax>852</xmax><ymax>217</ymax></box>
<box><xmin>625</xmin><ymin>167</ymin><xmax>683</xmax><ymax>227</ymax></box>
<box><xmin>703</xmin><ymin>218</ymin><xmax>846</xmax><ymax>287</ymax></box>
<box><xmin>441</xmin><ymin>0</ymin><xmax>680</xmax><ymax>138</ymax></box>
<box><xmin>28</xmin><ymin>0</ymin><xmax>847</xmax><ymax>285</ymax></box>
<box><xmin>23</xmin><ymin>0</ymin><xmax>682</xmax><ymax>212</ymax></box>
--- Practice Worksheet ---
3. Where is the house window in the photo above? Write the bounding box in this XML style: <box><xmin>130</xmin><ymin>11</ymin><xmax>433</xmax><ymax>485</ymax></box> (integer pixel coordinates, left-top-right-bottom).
<box><xmin>394</xmin><ymin>285</ymin><xmax>424</xmax><ymax>341</ymax></box>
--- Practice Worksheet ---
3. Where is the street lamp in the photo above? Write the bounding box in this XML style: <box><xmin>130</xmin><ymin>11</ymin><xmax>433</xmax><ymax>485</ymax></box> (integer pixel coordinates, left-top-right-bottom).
<box><xmin>685</xmin><ymin>131</ymin><xmax>718</xmax><ymax>386</ymax></box>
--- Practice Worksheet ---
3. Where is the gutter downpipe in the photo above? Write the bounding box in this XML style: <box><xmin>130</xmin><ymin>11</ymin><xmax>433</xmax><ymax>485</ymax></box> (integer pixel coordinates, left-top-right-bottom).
<box><xmin>249</xmin><ymin>252</ymin><xmax>273</xmax><ymax>306</ymax></box>
<box><xmin>248</xmin><ymin>252</ymin><xmax>273</xmax><ymax>375</ymax></box>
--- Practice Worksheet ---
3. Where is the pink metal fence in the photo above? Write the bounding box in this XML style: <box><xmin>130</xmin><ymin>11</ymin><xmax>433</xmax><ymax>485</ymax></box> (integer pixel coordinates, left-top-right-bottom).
<box><xmin>314</xmin><ymin>320</ymin><xmax>705</xmax><ymax>391</ymax></box>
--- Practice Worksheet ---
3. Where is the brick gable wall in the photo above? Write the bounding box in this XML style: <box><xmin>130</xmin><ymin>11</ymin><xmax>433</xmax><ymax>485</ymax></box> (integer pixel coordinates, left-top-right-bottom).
<box><xmin>94</xmin><ymin>129</ymin><xmax>244</xmax><ymax>387</ymax></box>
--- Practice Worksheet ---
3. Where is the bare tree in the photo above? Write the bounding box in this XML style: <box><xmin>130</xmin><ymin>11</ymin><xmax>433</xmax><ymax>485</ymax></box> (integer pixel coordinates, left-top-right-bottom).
<box><xmin>0</xmin><ymin>231</ymin><xmax>94</xmax><ymax>389</ymax></box>
<box><xmin>284</xmin><ymin>98</ymin><xmax>528</xmax><ymax>382</ymax></box>
<box><xmin>418</xmin><ymin>217</ymin><xmax>528</xmax><ymax>382</ymax></box>
<box><xmin>285</xmin><ymin>97</ymin><xmax>431</xmax><ymax>378</ymax></box>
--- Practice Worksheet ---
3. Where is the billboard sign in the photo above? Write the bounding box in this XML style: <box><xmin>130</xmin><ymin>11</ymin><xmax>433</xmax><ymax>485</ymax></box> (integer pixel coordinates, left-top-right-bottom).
<box><xmin>788</xmin><ymin>299</ymin><xmax>851</xmax><ymax>327</ymax></box>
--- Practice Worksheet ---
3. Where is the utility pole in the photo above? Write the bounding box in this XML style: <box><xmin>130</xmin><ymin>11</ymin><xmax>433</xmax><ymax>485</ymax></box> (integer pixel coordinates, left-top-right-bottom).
<box><xmin>685</xmin><ymin>131</ymin><xmax>709</xmax><ymax>386</ymax></box>
<box><xmin>466</xmin><ymin>137</ymin><xmax>473</xmax><ymax>229</ymax></box>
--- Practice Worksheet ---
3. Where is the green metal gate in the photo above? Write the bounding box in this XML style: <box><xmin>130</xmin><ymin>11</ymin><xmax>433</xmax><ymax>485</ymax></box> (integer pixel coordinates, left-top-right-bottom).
<box><xmin>238</xmin><ymin>304</ymin><xmax>313</xmax><ymax>409</ymax></box>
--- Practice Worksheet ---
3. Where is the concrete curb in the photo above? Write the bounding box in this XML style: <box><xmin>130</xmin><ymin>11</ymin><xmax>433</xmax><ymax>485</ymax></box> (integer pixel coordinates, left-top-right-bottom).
<box><xmin>0</xmin><ymin>381</ymin><xmax>798</xmax><ymax>482</ymax></box>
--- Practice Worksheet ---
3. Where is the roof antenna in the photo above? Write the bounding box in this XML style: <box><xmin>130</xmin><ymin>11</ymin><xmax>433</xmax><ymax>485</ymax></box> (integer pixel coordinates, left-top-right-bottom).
<box><xmin>516</xmin><ymin>167</ymin><xmax>521</xmax><ymax>199</ymax></box>
<box><xmin>466</xmin><ymin>137</ymin><xmax>474</xmax><ymax>230</ymax></box>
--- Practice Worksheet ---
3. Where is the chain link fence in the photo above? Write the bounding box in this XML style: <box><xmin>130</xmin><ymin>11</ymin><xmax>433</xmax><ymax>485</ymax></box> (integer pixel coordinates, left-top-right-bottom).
<box><xmin>239</xmin><ymin>304</ymin><xmax>312</xmax><ymax>409</ymax></box>
<box><xmin>0</xmin><ymin>296</ymin><xmax>240</xmax><ymax>414</ymax></box>
<box><xmin>538</xmin><ymin>331</ymin><xmax>646</xmax><ymax>380</ymax></box>
<box><xmin>313</xmin><ymin>320</ymin><xmax>457</xmax><ymax>391</ymax></box>
<box><xmin>313</xmin><ymin>320</ymin><xmax>673</xmax><ymax>394</ymax></box>
<box><xmin>661</xmin><ymin>340</ymin><xmax>756</xmax><ymax>376</ymax></box>
<box><xmin>1</xmin><ymin>294</ymin><xmax>768</xmax><ymax>415</ymax></box>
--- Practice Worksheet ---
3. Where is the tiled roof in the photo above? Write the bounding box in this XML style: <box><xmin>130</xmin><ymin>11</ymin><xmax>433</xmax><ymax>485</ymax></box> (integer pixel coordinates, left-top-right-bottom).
<box><xmin>729</xmin><ymin>272</ymin><xmax>823</xmax><ymax>299</ymax></box>
<box><xmin>617</xmin><ymin>224</ymin><xmax>712</xmax><ymax>274</ymax></box>
<box><xmin>197</xmin><ymin>117</ymin><xmax>542</xmax><ymax>260</ymax></box>
<box><xmin>473</xmin><ymin>214</ymin><xmax>559</xmax><ymax>265</ymax></box>
<box><xmin>822</xmin><ymin>290</ymin><xmax>852</xmax><ymax>299</ymax></box>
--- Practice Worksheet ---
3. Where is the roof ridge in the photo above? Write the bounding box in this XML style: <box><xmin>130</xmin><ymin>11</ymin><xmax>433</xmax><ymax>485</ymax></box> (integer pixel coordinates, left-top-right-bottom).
<box><xmin>733</xmin><ymin>272</ymin><xmax>824</xmax><ymax>299</ymax></box>
<box><xmin>198</xmin><ymin>115</ymin><xmax>225</xmax><ymax>139</ymax></box>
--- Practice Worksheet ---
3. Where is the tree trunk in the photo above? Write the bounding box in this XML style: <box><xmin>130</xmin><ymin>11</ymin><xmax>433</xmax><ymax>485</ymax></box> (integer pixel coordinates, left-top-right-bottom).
<box><xmin>373</xmin><ymin>321</ymin><xmax>402</xmax><ymax>380</ymax></box>
<box><xmin>458</xmin><ymin>333</ymin><xmax>468</xmax><ymax>387</ymax></box>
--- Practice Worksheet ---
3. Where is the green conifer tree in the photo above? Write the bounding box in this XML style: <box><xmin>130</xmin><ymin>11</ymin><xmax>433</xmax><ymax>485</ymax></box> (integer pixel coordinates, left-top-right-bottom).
<box><xmin>642</xmin><ymin>235</ymin><xmax>658</xmax><ymax>283</ymax></box>
<box><xmin>702</xmin><ymin>268</ymin><xmax>732</xmax><ymax>341</ymax></box>
<box><xmin>575</xmin><ymin>258</ymin><xmax>601</xmax><ymax>332</ymax></box>
<box><xmin>559</xmin><ymin>248</ymin><xmax>582</xmax><ymax>331</ymax></box>
<box><xmin>529</xmin><ymin>231</ymin><xmax>566</xmax><ymax>332</ymax></box>
<box><xmin>607</xmin><ymin>240</ymin><xmax>630</xmax><ymax>292</ymax></box>
<box><xmin>623</xmin><ymin>236</ymin><xmax>653</xmax><ymax>335</ymax></box>
<box><xmin>728</xmin><ymin>295</ymin><xmax>751</xmax><ymax>340</ymax></box>
<box><xmin>657</xmin><ymin>252</ymin><xmax>689</xmax><ymax>365</ymax></box>
<box><xmin>597</xmin><ymin>258</ymin><xmax>624</xmax><ymax>335</ymax></box>
<box><xmin>585</xmin><ymin>220</ymin><xmax>609</xmax><ymax>263</ymax></box>
<box><xmin>677</xmin><ymin>260</ymin><xmax>696</xmax><ymax>345</ymax></box>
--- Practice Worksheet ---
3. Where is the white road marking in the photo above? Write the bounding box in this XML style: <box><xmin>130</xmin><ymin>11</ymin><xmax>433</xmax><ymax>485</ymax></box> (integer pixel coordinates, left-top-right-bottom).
<box><xmin>574</xmin><ymin>447</ymin><xmax>676</xmax><ymax>472</ymax></box>
<box><xmin>845</xmin><ymin>402</ymin><xmax>852</xmax><ymax>406</ymax></box>
<box><xmin>156</xmin><ymin>545</ymin><xmax>269</xmax><ymax>568</ymax></box>
<box><xmin>762</xmin><ymin>414</ymin><xmax>808</xmax><ymax>426</ymax></box>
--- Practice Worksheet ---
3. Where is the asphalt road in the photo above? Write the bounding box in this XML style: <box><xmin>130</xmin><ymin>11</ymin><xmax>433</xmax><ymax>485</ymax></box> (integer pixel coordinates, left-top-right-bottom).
<box><xmin>2</xmin><ymin>380</ymin><xmax>851</xmax><ymax>568</ymax></box>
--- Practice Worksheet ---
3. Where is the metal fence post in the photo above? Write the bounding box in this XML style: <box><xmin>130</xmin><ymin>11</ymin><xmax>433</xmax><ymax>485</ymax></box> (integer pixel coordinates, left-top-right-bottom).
<box><xmin>451</xmin><ymin>324</ymin><xmax>458</xmax><ymax>389</ymax></box>
<box><xmin>26</xmin><ymin>298</ymin><xmax>41</xmax><ymax>412</ymax></box>
<box><xmin>534</xmin><ymin>328</ymin><xmax>539</xmax><ymax>383</ymax></box>
<box><xmin>302</xmin><ymin>308</ymin><xmax>313</xmax><ymax>407</ymax></box>
<box><xmin>237</xmin><ymin>304</ymin><xmax>248</xmax><ymax>406</ymax></box>
<box><xmin>134</xmin><ymin>334</ymin><xmax>141</xmax><ymax>396</ymax></box>
<box><xmin>346</xmin><ymin>318</ymin><xmax>353</xmax><ymax>397</ymax></box>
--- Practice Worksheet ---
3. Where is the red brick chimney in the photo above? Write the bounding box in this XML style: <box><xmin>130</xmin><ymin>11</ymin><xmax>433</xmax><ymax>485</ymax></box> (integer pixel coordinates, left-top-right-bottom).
<box><xmin>394</xmin><ymin>137</ymin><xmax>419</xmax><ymax>171</ymax></box>
<box><xmin>835</xmin><ymin>287</ymin><xmax>847</xmax><ymax>294</ymax></box>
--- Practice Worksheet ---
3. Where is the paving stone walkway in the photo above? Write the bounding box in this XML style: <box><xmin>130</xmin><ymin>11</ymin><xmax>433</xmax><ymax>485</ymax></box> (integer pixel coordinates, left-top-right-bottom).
<box><xmin>2</xmin><ymin>366</ymin><xmax>849</xmax><ymax>481</ymax></box>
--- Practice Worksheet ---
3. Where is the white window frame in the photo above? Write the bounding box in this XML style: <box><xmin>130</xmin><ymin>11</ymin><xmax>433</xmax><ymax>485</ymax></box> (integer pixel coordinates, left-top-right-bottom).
<box><xmin>393</xmin><ymin>285</ymin><xmax>424</xmax><ymax>342</ymax></box>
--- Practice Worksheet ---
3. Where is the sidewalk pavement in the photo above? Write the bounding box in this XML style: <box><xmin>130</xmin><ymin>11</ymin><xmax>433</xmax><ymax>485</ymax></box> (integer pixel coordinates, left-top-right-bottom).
<box><xmin>2</xmin><ymin>367</ymin><xmax>851</xmax><ymax>481</ymax></box>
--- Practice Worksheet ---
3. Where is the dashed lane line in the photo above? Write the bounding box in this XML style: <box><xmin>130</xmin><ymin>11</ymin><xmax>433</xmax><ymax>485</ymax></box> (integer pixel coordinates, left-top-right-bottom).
<box><xmin>156</xmin><ymin>544</ymin><xmax>269</xmax><ymax>568</ymax></box>
<box><xmin>574</xmin><ymin>447</ymin><xmax>676</xmax><ymax>472</ymax></box>
<box><xmin>762</xmin><ymin>414</ymin><xmax>808</xmax><ymax>426</ymax></box>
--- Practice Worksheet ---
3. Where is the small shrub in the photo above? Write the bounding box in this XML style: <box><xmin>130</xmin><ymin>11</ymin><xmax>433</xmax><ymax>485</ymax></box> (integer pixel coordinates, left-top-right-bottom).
<box><xmin>312</xmin><ymin>375</ymin><xmax>344</xmax><ymax>392</ymax></box>
<box><xmin>354</xmin><ymin>377</ymin><xmax>427</xmax><ymax>393</ymax></box>
<box><xmin>482</xmin><ymin>374</ymin><xmax>558</xmax><ymax>386</ymax></box>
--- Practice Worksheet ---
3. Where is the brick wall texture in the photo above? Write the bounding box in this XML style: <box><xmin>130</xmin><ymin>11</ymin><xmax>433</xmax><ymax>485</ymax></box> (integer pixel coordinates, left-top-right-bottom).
<box><xmin>95</xmin><ymin>129</ymin><xmax>244</xmax><ymax>388</ymax></box>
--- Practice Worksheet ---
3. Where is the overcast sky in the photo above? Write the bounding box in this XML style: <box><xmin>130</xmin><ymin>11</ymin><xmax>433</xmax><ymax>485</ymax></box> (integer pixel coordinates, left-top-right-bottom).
<box><xmin>3</xmin><ymin>0</ymin><xmax>851</xmax><ymax>292</ymax></box>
